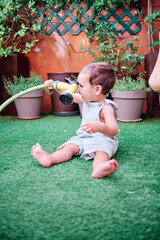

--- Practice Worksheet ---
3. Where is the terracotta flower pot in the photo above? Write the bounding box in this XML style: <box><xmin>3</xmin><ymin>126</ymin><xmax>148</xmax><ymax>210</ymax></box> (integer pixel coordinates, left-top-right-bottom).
<box><xmin>14</xmin><ymin>90</ymin><xmax>44</xmax><ymax>119</ymax></box>
<box><xmin>111</xmin><ymin>91</ymin><xmax>148</xmax><ymax>122</ymax></box>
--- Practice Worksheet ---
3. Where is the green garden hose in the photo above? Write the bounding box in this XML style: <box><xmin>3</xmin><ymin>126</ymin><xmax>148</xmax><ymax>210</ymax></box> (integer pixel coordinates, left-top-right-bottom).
<box><xmin>0</xmin><ymin>79</ymin><xmax>78</xmax><ymax>112</ymax></box>
<box><xmin>0</xmin><ymin>84</ymin><xmax>45</xmax><ymax>112</ymax></box>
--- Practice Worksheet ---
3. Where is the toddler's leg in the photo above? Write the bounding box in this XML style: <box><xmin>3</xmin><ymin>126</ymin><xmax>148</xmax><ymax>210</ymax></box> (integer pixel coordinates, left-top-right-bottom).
<box><xmin>31</xmin><ymin>143</ymin><xmax>79</xmax><ymax>167</ymax></box>
<box><xmin>92</xmin><ymin>151</ymin><xmax>118</xmax><ymax>179</ymax></box>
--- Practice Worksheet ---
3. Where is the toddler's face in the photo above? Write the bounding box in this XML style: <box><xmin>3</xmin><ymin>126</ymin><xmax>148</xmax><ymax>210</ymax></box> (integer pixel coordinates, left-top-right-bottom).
<box><xmin>77</xmin><ymin>72</ymin><xmax>97</xmax><ymax>102</ymax></box>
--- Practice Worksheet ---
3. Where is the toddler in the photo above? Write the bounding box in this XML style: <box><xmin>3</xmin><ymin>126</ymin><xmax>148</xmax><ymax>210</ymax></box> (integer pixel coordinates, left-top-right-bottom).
<box><xmin>31</xmin><ymin>62</ymin><xmax>119</xmax><ymax>178</ymax></box>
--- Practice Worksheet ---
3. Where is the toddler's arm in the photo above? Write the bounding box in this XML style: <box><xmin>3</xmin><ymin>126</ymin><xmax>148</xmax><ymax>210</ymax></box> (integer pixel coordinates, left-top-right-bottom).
<box><xmin>44</xmin><ymin>79</ymin><xmax>64</xmax><ymax>94</ymax></box>
<box><xmin>73</xmin><ymin>92</ymin><xmax>83</xmax><ymax>104</ymax></box>
<box><xmin>44</xmin><ymin>79</ymin><xmax>54</xmax><ymax>89</ymax></box>
<box><xmin>81</xmin><ymin>104</ymin><xmax>118</xmax><ymax>137</ymax></box>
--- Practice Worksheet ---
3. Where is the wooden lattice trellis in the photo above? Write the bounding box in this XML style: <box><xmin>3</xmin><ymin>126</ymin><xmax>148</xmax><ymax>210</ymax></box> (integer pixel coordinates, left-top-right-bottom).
<box><xmin>21</xmin><ymin>1</ymin><xmax>141</xmax><ymax>36</ymax></box>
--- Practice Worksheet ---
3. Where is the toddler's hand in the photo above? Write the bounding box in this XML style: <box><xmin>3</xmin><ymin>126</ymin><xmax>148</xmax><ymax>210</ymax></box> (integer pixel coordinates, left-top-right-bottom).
<box><xmin>80</xmin><ymin>121</ymin><xmax>100</xmax><ymax>134</ymax></box>
<box><xmin>44</xmin><ymin>79</ymin><xmax>54</xmax><ymax>89</ymax></box>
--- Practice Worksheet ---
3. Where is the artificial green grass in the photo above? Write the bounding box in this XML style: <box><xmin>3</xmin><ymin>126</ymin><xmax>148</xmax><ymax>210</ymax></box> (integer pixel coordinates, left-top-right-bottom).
<box><xmin>0</xmin><ymin>113</ymin><xmax>160</xmax><ymax>240</ymax></box>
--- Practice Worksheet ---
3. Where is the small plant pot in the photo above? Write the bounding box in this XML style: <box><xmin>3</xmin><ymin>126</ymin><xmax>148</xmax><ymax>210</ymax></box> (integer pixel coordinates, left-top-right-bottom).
<box><xmin>111</xmin><ymin>91</ymin><xmax>148</xmax><ymax>122</ymax></box>
<box><xmin>14</xmin><ymin>90</ymin><xmax>44</xmax><ymax>119</ymax></box>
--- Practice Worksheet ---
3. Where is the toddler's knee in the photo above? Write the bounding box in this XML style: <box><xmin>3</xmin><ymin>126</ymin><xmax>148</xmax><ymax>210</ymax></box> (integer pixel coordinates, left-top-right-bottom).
<box><xmin>66</xmin><ymin>143</ymin><xmax>79</xmax><ymax>155</ymax></box>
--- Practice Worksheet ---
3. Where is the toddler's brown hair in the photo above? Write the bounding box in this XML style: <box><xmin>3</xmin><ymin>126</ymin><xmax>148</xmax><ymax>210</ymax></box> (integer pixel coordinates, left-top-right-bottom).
<box><xmin>80</xmin><ymin>62</ymin><xmax>116</xmax><ymax>95</ymax></box>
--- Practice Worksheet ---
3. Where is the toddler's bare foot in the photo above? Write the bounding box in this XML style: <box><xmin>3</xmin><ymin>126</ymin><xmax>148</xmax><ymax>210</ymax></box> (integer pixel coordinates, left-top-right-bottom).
<box><xmin>31</xmin><ymin>143</ymin><xmax>52</xmax><ymax>167</ymax></box>
<box><xmin>92</xmin><ymin>159</ymin><xmax>118</xmax><ymax>179</ymax></box>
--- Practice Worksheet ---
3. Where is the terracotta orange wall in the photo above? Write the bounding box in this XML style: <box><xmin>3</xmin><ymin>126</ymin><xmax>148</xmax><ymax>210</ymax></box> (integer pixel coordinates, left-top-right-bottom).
<box><xmin>26</xmin><ymin>31</ymin><xmax>93</xmax><ymax>112</ymax></box>
<box><xmin>26</xmin><ymin>0</ymin><xmax>160</xmax><ymax>112</ymax></box>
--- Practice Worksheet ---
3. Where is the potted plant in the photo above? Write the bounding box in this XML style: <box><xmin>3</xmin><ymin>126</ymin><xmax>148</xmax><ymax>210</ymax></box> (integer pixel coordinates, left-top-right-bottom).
<box><xmin>0</xmin><ymin>0</ymin><xmax>42</xmax><ymax>58</ymax></box>
<box><xmin>0</xmin><ymin>0</ymin><xmax>141</xmax><ymax>116</ymax></box>
<box><xmin>111</xmin><ymin>74</ymin><xmax>150</xmax><ymax>122</ymax></box>
<box><xmin>87</xmin><ymin>22</ymin><xmax>145</xmax><ymax>79</ymax></box>
<box><xmin>86</xmin><ymin>22</ymin><xmax>150</xmax><ymax>121</ymax></box>
<box><xmin>4</xmin><ymin>71</ymin><xmax>44</xmax><ymax>119</ymax></box>
<box><xmin>0</xmin><ymin>0</ymin><xmax>44</xmax><ymax>115</ymax></box>
<box><xmin>46</xmin><ymin>34</ymin><xmax>84</xmax><ymax>116</ymax></box>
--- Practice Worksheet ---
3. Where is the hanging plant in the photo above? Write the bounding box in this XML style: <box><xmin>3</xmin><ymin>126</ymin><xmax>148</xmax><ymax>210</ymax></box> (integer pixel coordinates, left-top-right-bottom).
<box><xmin>0</xmin><ymin>0</ymin><xmax>141</xmax><ymax>58</ymax></box>
<box><xmin>144</xmin><ymin>10</ymin><xmax>160</xmax><ymax>49</ymax></box>
<box><xmin>0</xmin><ymin>0</ymin><xmax>43</xmax><ymax>57</ymax></box>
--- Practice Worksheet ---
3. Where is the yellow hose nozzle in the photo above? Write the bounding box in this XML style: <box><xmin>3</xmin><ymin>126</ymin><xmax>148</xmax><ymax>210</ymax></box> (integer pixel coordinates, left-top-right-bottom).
<box><xmin>50</xmin><ymin>79</ymin><xmax>78</xmax><ymax>105</ymax></box>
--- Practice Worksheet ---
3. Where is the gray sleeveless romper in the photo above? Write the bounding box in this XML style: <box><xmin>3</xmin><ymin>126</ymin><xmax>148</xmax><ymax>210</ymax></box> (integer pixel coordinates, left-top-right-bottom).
<box><xmin>57</xmin><ymin>99</ymin><xmax>119</xmax><ymax>160</ymax></box>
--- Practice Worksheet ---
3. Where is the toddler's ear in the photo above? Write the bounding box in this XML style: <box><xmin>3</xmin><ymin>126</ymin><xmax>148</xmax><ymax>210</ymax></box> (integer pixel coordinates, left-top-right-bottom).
<box><xmin>95</xmin><ymin>85</ymin><xmax>102</xmax><ymax>95</ymax></box>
